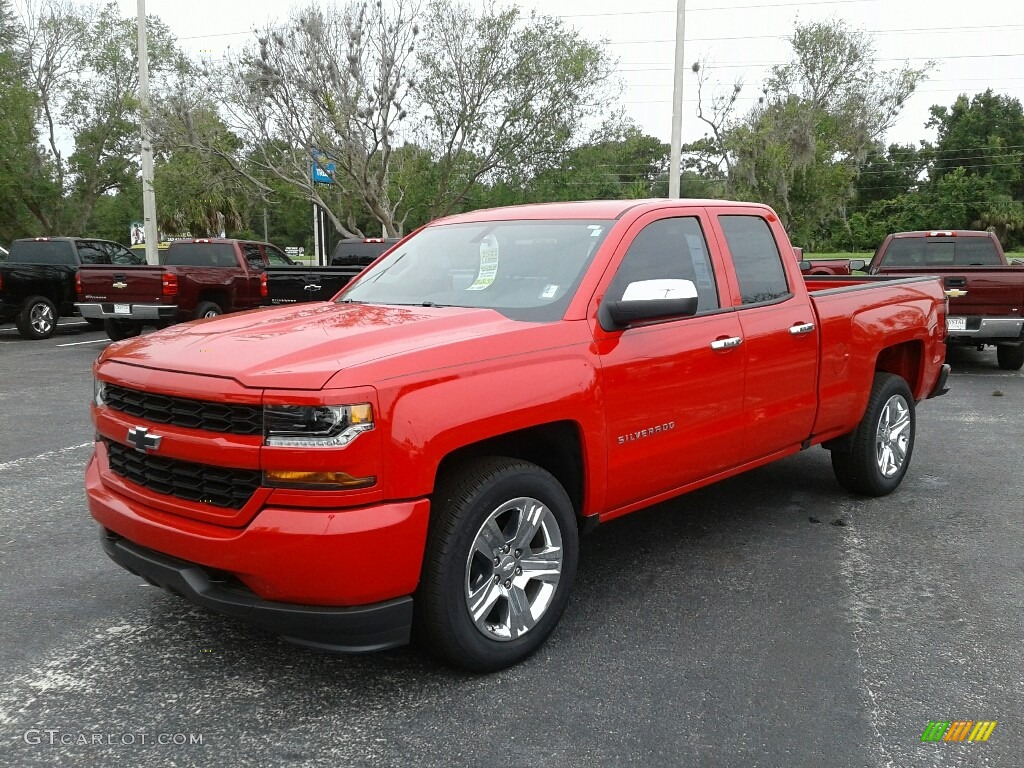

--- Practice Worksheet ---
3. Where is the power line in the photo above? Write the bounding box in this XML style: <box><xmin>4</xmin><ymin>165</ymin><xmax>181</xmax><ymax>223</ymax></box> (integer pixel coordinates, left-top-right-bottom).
<box><xmin>617</xmin><ymin>52</ymin><xmax>1024</xmax><ymax>72</ymax></box>
<box><xmin>554</xmin><ymin>0</ymin><xmax>882</xmax><ymax>17</ymax></box>
<box><xmin>605</xmin><ymin>23</ymin><xmax>1024</xmax><ymax>45</ymax></box>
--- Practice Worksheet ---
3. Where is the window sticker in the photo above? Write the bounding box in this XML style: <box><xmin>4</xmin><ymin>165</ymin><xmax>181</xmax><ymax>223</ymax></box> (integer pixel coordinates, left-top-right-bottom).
<box><xmin>686</xmin><ymin>233</ymin><xmax>715</xmax><ymax>291</ymax></box>
<box><xmin>541</xmin><ymin>284</ymin><xmax>560</xmax><ymax>299</ymax></box>
<box><xmin>467</xmin><ymin>234</ymin><xmax>500</xmax><ymax>290</ymax></box>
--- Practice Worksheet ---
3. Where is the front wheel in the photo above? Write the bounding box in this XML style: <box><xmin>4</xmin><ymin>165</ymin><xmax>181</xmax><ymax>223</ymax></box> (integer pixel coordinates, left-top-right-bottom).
<box><xmin>416</xmin><ymin>457</ymin><xmax>579</xmax><ymax>672</ymax></box>
<box><xmin>15</xmin><ymin>296</ymin><xmax>57</xmax><ymax>339</ymax></box>
<box><xmin>996</xmin><ymin>344</ymin><xmax>1024</xmax><ymax>371</ymax></box>
<box><xmin>830</xmin><ymin>372</ymin><xmax>915</xmax><ymax>497</ymax></box>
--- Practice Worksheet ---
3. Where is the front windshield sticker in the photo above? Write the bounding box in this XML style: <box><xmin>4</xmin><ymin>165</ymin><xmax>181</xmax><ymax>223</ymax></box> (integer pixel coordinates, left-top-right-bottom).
<box><xmin>541</xmin><ymin>284</ymin><xmax>559</xmax><ymax>299</ymax></box>
<box><xmin>467</xmin><ymin>234</ymin><xmax>500</xmax><ymax>291</ymax></box>
<box><xmin>588</xmin><ymin>225</ymin><xmax>604</xmax><ymax>237</ymax></box>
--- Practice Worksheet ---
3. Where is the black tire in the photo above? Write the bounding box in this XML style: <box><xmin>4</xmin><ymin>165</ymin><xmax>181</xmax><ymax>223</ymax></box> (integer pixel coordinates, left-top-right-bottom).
<box><xmin>996</xmin><ymin>344</ymin><xmax>1024</xmax><ymax>371</ymax></box>
<box><xmin>830</xmin><ymin>372</ymin><xmax>916</xmax><ymax>497</ymax></box>
<box><xmin>85</xmin><ymin>318</ymin><xmax>105</xmax><ymax>330</ymax></box>
<box><xmin>15</xmin><ymin>296</ymin><xmax>57</xmax><ymax>340</ymax></box>
<box><xmin>193</xmin><ymin>301</ymin><xmax>223</xmax><ymax>320</ymax></box>
<box><xmin>416</xmin><ymin>457</ymin><xmax>579</xmax><ymax>672</ymax></box>
<box><xmin>103</xmin><ymin>318</ymin><xmax>142</xmax><ymax>342</ymax></box>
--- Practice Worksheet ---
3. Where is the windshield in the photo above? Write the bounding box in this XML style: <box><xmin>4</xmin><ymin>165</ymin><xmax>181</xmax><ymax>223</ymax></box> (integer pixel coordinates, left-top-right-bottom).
<box><xmin>337</xmin><ymin>220</ymin><xmax>613</xmax><ymax>322</ymax></box>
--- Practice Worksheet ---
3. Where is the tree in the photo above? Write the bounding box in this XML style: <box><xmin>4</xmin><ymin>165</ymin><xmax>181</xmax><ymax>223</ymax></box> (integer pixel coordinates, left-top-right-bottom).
<box><xmin>927</xmin><ymin>90</ymin><xmax>1024</xmax><ymax>201</ymax></box>
<box><xmin>175</xmin><ymin>0</ymin><xmax>613</xmax><ymax>239</ymax></box>
<box><xmin>412</xmin><ymin>0</ymin><xmax>614</xmax><ymax>219</ymax></box>
<box><xmin>18</xmin><ymin>0</ymin><xmax>184</xmax><ymax>234</ymax></box>
<box><xmin>0</xmin><ymin>0</ymin><xmax>42</xmax><ymax>240</ymax></box>
<box><xmin>722</xmin><ymin>19</ymin><xmax>930</xmax><ymax>248</ymax></box>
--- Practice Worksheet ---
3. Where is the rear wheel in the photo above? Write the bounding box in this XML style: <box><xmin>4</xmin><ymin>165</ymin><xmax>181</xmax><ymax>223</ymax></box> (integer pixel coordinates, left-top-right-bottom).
<box><xmin>996</xmin><ymin>344</ymin><xmax>1023</xmax><ymax>371</ymax></box>
<box><xmin>193</xmin><ymin>301</ymin><xmax>223</xmax><ymax>320</ymax></box>
<box><xmin>15</xmin><ymin>296</ymin><xmax>57</xmax><ymax>340</ymax></box>
<box><xmin>103</xmin><ymin>318</ymin><xmax>142</xmax><ymax>342</ymax></box>
<box><xmin>830</xmin><ymin>372</ymin><xmax>915</xmax><ymax>497</ymax></box>
<box><xmin>416</xmin><ymin>457</ymin><xmax>578</xmax><ymax>672</ymax></box>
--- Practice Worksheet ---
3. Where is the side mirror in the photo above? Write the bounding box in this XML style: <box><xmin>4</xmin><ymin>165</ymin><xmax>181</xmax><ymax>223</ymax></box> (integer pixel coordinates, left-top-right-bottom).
<box><xmin>848</xmin><ymin>259</ymin><xmax>866</xmax><ymax>272</ymax></box>
<box><xmin>600</xmin><ymin>279</ymin><xmax>699</xmax><ymax>330</ymax></box>
<box><xmin>799</xmin><ymin>260</ymin><xmax>812</xmax><ymax>272</ymax></box>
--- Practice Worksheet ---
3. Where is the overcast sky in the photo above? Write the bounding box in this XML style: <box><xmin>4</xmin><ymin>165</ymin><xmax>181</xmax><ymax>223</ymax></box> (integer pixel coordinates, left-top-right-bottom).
<box><xmin>116</xmin><ymin>0</ymin><xmax>1024</xmax><ymax>150</ymax></box>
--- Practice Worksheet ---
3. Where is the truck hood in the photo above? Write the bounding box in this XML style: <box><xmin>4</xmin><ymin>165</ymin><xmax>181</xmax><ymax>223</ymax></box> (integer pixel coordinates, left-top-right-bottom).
<box><xmin>98</xmin><ymin>302</ymin><xmax>535</xmax><ymax>390</ymax></box>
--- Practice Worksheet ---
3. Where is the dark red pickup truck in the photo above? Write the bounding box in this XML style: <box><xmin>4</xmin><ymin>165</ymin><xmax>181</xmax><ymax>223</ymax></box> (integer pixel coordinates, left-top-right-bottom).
<box><xmin>76</xmin><ymin>239</ymin><xmax>275</xmax><ymax>340</ymax></box>
<box><xmin>85</xmin><ymin>200</ymin><xmax>949</xmax><ymax>671</ymax></box>
<box><xmin>867</xmin><ymin>230</ymin><xmax>1024</xmax><ymax>370</ymax></box>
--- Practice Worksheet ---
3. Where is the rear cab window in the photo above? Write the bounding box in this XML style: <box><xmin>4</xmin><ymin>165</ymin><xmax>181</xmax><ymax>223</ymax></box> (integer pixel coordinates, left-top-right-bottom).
<box><xmin>717</xmin><ymin>215</ymin><xmax>791</xmax><ymax>305</ymax></box>
<box><xmin>8</xmin><ymin>240</ymin><xmax>77</xmax><ymax>265</ymax></box>
<box><xmin>165</xmin><ymin>243</ymin><xmax>240</xmax><ymax>267</ymax></box>
<box><xmin>880</xmin><ymin>236</ymin><xmax>1002</xmax><ymax>267</ymax></box>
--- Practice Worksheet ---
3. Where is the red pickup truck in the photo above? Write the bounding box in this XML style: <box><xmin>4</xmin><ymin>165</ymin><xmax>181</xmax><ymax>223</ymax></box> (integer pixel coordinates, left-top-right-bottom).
<box><xmin>85</xmin><ymin>200</ymin><xmax>949</xmax><ymax>671</ymax></box>
<box><xmin>867</xmin><ymin>230</ymin><xmax>1024</xmax><ymax>370</ymax></box>
<box><xmin>76</xmin><ymin>239</ymin><xmax>275</xmax><ymax>340</ymax></box>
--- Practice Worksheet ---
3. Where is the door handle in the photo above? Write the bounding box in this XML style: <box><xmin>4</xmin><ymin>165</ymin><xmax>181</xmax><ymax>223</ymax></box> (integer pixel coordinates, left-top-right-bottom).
<box><xmin>789</xmin><ymin>322</ymin><xmax>815</xmax><ymax>335</ymax></box>
<box><xmin>710</xmin><ymin>336</ymin><xmax>743</xmax><ymax>350</ymax></box>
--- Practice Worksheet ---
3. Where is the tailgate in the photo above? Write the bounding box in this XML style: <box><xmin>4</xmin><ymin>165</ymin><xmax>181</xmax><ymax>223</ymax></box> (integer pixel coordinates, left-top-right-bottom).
<box><xmin>265</xmin><ymin>267</ymin><xmax>358</xmax><ymax>304</ymax></box>
<box><xmin>943</xmin><ymin>270</ymin><xmax>1024</xmax><ymax>317</ymax></box>
<box><xmin>78</xmin><ymin>265</ymin><xmax>168</xmax><ymax>303</ymax></box>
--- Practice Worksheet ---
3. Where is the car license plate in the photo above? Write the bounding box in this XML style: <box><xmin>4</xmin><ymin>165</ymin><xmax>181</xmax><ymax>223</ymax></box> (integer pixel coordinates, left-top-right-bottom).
<box><xmin>947</xmin><ymin>317</ymin><xmax>966</xmax><ymax>331</ymax></box>
<box><xmin>114</xmin><ymin>303</ymin><xmax>130</xmax><ymax>315</ymax></box>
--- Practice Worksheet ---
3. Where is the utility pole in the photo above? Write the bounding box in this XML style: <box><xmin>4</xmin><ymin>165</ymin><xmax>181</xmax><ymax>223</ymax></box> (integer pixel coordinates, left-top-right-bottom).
<box><xmin>668</xmin><ymin>0</ymin><xmax>687</xmax><ymax>199</ymax></box>
<box><xmin>136</xmin><ymin>0</ymin><xmax>159</xmax><ymax>264</ymax></box>
<box><xmin>263</xmin><ymin>207</ymin><xmax>269</xmax><ymax>242</ymax></box>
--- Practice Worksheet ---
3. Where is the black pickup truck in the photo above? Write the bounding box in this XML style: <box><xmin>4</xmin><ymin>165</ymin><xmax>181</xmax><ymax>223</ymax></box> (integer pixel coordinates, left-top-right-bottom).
<box><xmin>0</xmin><ymin>237</ymin><xmax>143</xmax><ymax>339</ymax></box>
<box><xmin>263</xmin><ymin>237</ymin><xmax>400</xmax><ymax>306</ymax></box>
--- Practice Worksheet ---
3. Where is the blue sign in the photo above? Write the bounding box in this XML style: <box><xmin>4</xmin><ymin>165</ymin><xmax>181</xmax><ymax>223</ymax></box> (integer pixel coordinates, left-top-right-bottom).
<box><xmin>312</xmin><ymin>152</ymin><xmax>335</xmax><ymax>184</ymax></box>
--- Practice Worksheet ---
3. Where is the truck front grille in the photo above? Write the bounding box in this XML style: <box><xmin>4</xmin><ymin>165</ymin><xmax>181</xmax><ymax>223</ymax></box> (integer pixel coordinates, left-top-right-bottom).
<box><xmin>106</xmin><ymin>440</ymin><xmax>261</xmax><ymax>510</ymax></box>
<box><xmin>105</xmin><ymin>384</ymin><xmax>263</xmax><ymax>435</ymax></box>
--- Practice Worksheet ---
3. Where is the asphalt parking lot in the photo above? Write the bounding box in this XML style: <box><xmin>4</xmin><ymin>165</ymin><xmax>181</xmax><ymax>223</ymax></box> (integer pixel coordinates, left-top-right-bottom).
<box><xmin>0</xmin><ymin>321</ymin><xmax>1021</xmax><ymax>767</ymax></box>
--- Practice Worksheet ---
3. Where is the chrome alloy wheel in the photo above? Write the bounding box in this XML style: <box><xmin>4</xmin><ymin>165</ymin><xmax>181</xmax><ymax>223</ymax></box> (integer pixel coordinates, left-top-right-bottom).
<box><xmin>31</xmin><ymin>303</ymin><xmax>55</xmax><ymax>335</ymax></box>
<box><xmin>875</xmin><ymin>394</ymin><xmax>911</xmax><ymax>478</ymax></box>
<box><xmin>464</xmin><ymin>496</ymin><xmax>564</xmax><ymax>642</ymax></box>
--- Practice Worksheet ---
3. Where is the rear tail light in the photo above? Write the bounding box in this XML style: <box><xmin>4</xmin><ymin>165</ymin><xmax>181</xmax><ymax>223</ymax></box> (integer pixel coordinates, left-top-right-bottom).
<box><xmin>260</xmin><ymin>272</ymin><xmax>268</xmax><ymax>298</ymax></box>
<box><xmin>75</xmin><ymin>271</ymin><xmax>82</xmax><ymax>298</ymax></box>
<box><xmin>162</xmin><ymin>272</ymin><xmax>178</xmax><ymax>296</ymax></box>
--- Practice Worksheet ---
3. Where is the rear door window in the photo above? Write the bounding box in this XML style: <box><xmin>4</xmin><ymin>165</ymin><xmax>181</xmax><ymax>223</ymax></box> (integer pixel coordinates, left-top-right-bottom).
<box><xmin>718</xmin><ymin>215</ymin><xmax>791</xmax><ymax>305</ymax></box>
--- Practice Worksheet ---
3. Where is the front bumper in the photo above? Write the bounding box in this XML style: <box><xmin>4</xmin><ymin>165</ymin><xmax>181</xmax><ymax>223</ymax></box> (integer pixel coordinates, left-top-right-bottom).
<box><xmin>102</xmin><ymin>531</ymin><xmax>413</xmax><ymax>652</ymax></box>
<box><xmin>86</xmin><ymin>454</ymin><xmax>431</xmax><ymax>651</ymax></box>
<box><xmin>76</xmin><ymin>302</ymin><xmax>177</xmax><ymax>321</ymax></box>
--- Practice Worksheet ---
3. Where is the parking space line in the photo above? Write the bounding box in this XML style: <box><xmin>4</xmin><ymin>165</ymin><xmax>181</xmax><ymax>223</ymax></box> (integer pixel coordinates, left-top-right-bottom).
<box><xmin>0</xmin><ymin>443</ymin><xmax>93</xmax><ymax>473</ymax></box>
<box><xmin>56</xmin><ymin>339</ymin><xmax>109</xmax><ymax>347</ymax></box>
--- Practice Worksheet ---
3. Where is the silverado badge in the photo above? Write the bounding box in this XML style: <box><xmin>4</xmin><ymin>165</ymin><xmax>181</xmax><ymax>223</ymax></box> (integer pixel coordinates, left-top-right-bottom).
<box><xmin>127</xmin><ymin>426</ymin><xmax>162</xmax><ymax>453</ymax></box>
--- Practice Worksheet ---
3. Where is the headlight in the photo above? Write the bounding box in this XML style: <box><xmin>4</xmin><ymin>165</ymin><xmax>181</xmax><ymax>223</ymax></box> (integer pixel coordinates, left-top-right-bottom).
<box><xmin>94</xmin><ymin>378</ymin><xmax>108</xmax><ymax>407</ymax></box>
<box><xmin>263</xmin><ymin>403</ymin><xmax>374</xmax><ymax>447</ymax></box>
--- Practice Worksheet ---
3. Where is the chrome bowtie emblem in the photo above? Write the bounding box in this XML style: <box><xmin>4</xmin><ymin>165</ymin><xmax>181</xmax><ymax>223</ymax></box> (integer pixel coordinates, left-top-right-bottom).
<box><xmin>127</xmin><ymin>426</ymin><xmax>162</xmax><ymax>453</ymax></box>
<box><xmin>113</xmin><ymin>281</ymin><xmax>128</xmax><ymax>289</ymax></box>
